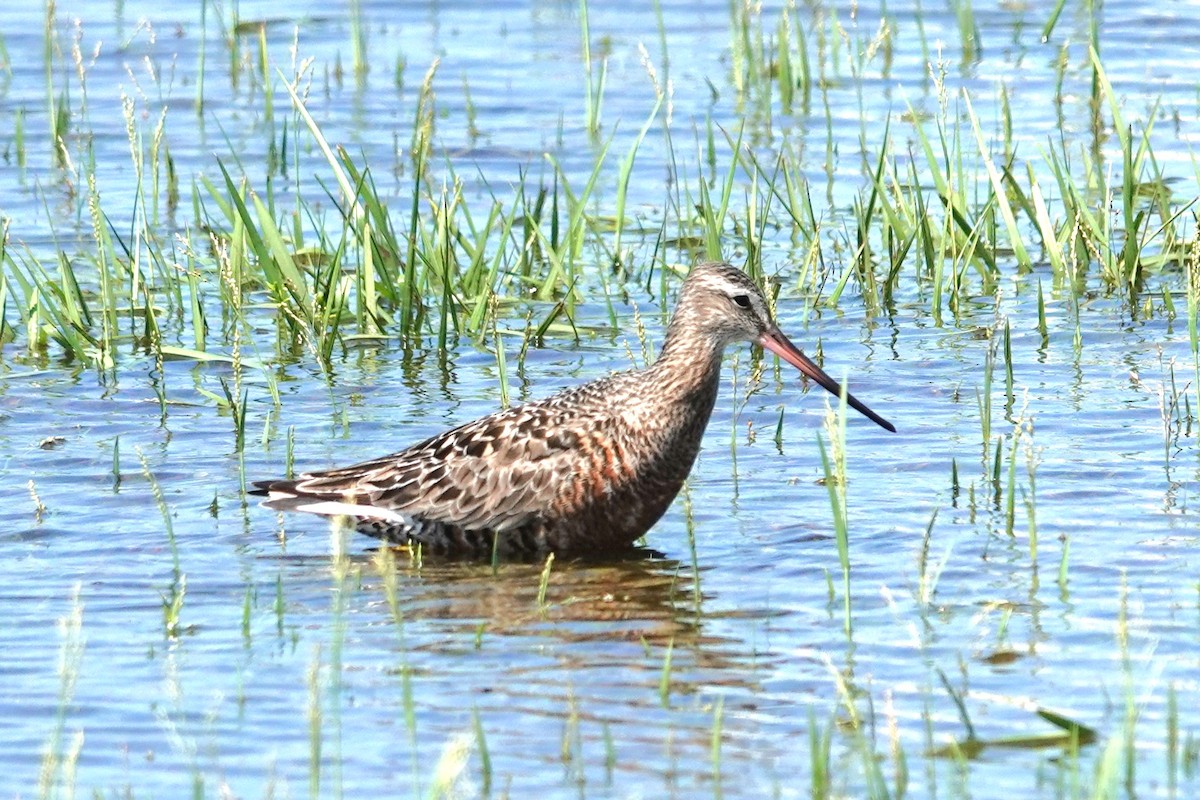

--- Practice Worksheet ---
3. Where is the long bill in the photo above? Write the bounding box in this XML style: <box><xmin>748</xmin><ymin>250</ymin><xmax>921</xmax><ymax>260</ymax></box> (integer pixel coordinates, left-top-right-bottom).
<box><xmin>759</xmin><ymin>328</ymin><xmax>896</xmax><ymax>433</ymax></box>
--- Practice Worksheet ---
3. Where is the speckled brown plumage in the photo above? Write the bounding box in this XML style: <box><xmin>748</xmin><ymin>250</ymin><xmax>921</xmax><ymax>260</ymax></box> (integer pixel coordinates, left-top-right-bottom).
<box><xmin>252</xmin><ymin>262</ymin><xmax>894</xmax><ymax>557</ymax></box>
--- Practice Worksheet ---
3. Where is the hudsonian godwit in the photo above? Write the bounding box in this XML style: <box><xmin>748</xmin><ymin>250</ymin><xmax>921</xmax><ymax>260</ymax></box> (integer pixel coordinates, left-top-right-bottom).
<box><xmin>253</xmin><ymin>262</ymin><xmax>894</xmax><ymax>556</ymax></box>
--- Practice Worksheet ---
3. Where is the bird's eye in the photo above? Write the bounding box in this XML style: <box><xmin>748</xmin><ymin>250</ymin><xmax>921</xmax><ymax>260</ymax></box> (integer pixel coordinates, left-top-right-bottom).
<box><xmin>732</xmin><ymin>294</ymin><xmax>752</xmax><ymax>309</ymax></box>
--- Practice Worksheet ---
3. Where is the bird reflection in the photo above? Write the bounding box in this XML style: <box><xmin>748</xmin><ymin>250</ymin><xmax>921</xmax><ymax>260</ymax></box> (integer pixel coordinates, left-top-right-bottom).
<box><xmin>269</xmin><ymin>542</ymin><xmax>773</xmax><ymax>677</ymax></box>
<box><xmin>366</xmin><ymin>547</ymin><xmax>708</xmax><ymax>649</ymax></box>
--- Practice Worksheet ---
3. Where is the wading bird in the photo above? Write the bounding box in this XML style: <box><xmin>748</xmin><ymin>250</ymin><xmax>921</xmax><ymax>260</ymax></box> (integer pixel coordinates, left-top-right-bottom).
<box><xmin>253</xmin><ymin>262</ymin><xmax>894</xmax><ymax>556</ymax></box>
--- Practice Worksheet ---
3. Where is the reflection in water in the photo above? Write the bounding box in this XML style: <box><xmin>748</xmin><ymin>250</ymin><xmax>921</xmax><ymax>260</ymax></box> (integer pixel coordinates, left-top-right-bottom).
<box><xmin>259</xmin><ymin>542</ymin><xmax>794</xmax><ymax>796</ymax></box>
<box><xmin>273</xmin><ymin>543</ymin><xmax>768</xmax><ymax>663</ymax></box>
<box><xmin>379</xmin><ymin>549</ymin><xmax>697</xmax><ymax>638</ymax></box>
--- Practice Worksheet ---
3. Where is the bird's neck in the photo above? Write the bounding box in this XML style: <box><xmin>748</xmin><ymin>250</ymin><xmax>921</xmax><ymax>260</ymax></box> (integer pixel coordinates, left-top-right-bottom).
<box><xmin>648</xmin><ymin>321</ymin><xmax>725</xmax><ymax>405</ymax></box>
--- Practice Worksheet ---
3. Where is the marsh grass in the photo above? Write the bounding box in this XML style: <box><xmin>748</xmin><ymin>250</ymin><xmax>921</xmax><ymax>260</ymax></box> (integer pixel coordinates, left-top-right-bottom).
<box><xmin>818</xmin><ymin>389</ymin><xmax>852</xmax><ymax>637</ymax></box>
<box><xmin>37</xmin><ymin>585</ymin><xmax>85</xmax><ymax>800</ymax></box>
<box><xmin>139</xmin><ymin>449</ymin><xmax>187</xmax><ymax>639</ymax></box>
<box><xmin>9</xmin><ymin>25</ymin><xmax>1191</xmax><ymax>389</ymax></box>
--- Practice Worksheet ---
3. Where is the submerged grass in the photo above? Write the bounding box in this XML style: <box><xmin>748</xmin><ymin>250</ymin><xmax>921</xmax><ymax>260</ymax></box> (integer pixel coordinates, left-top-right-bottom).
<box><xmin>37</xmin><ymin>585</ymin><xmax>85</xmax><ymax>800</ymax></box>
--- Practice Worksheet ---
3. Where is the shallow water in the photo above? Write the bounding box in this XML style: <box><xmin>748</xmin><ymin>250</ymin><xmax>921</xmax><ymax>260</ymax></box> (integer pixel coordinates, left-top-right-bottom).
<box><xmin>3</xmin><ymin>1</ymin><xmax>1200</xmax><ymax>798</ymax></box>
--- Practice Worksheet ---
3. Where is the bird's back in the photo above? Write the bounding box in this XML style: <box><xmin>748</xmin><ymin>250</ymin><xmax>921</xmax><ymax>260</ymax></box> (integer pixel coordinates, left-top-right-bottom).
<box><xmin>256</xmin><ymin>365</ymin><xmax>717</xmax><ymax>556</ymax></box>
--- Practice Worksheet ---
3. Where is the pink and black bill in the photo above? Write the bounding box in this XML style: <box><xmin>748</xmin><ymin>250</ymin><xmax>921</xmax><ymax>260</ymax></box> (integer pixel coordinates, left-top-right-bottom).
<box><xmin>759</xmin><ymin>328</ymin><xmax>896</xmax><ymax>433</ymax></box>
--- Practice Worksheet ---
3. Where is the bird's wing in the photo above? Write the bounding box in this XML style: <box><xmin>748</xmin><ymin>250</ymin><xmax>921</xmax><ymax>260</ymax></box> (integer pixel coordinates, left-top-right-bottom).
<box><xmin>257</xmin><ymin>391</ymin><xmax>616</xmax><ymax>532</ymax></box>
